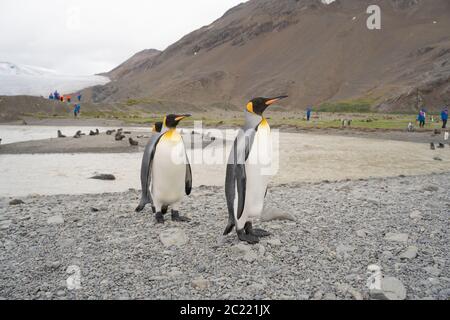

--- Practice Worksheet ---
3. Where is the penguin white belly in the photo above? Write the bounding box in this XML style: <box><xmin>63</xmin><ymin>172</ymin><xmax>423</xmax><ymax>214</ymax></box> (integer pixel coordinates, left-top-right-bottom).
<box><xmin>152</xmin><ymin>137</ymin><xmax>186</xmax><ymax>206</ymax></box>
<box><xmin>237</xmin><ymin>124</ymin><xmax>272</xmax><ymax>228</ymax></box>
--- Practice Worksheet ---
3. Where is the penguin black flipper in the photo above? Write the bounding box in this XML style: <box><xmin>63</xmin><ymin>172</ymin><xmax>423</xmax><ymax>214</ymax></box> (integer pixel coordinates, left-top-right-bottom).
<box><xmin>223</xmin><ymin>128</ymin><xmax>256</xmax><ymax>235</ymax></box>
<box><xmin>185</xmin><ymin>154</ymin><xmax>192</xmax><ymax>196</ymax></box>
<box><xmin>136</xmin><ymin>133</ymin><xmax>163</xmax><ymax>212</ymax></box>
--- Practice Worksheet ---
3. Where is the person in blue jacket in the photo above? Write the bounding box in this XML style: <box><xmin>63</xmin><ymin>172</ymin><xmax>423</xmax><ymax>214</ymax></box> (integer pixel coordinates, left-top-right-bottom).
<box><xmin>417</xmin><ymin>109</ymin><xmax>426</xmax><ymax>128</ymax></box>
<box><xmin>441</xmin><ymin>107</ymin><xmax>448</xmax><ymax>129</ymax></box>
<box><xmin>306</xmin><ymin>106</ymin><xmax>313</xmax><ymax>121</ymax></box>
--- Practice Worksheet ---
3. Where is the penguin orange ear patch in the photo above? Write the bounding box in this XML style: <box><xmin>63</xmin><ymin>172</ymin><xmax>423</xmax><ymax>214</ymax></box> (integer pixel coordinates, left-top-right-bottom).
<box><xmin>247</xmin><ymin>102</ymin><xmax>254</xmax><ymax>113</ymax></box>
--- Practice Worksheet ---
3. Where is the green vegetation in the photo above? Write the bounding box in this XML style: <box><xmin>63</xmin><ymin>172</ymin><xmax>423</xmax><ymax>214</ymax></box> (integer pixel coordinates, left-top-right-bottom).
<box><xmin>318</xmin><ymin>99</ymin><xmax>374</xmax><ymax>113</ymax></box>
<box><xmin>21</xmin><ymin>108</ymin><xmax>445</xmax><ymax>132</ymax></box>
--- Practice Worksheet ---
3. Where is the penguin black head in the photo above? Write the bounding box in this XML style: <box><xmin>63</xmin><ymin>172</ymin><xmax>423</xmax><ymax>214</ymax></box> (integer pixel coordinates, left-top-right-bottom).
<box><xmin>153</xmin><ymin>122</ymin><xmax>163</xmax><ymax>133</ymax></box>
<box><xmin>246</xmin><ymin>96</ymin><xmax>288</xmax><ymax>116</ymax></box>
<box><xmin>164</xmin><ymin>114</ymin><xmax>191</xmax><ymax>128</ymax></box>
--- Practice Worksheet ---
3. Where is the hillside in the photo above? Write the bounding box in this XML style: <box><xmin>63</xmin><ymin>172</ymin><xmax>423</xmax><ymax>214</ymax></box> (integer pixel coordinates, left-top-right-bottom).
<box><xmin>81</xmin><ymin>0</ymin><xmax>450</xmax><ymax>113</ymax></box>
<box><xmin>100</xmin><ymin>49</ymin><xmax>161</xmax><ymax>80</ymax></box>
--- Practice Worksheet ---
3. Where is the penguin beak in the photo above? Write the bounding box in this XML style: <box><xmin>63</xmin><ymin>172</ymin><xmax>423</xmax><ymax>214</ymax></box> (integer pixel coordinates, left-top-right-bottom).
<box><xmin>175</xmin><ymin>114</ymin><xmax>191</xmax><ymax>122</ymax></box>
<box><xmin>265</xmin><ymin>95</ymin><xmax>288</xmax><ymax>106</ymax></box>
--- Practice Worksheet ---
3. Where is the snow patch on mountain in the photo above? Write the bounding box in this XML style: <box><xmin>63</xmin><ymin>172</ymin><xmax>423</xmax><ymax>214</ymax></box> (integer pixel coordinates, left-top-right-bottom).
<box><xmin>0</xmin><ymin>62</ymin><xmax>110</xmax><ymax>96</ymax></box>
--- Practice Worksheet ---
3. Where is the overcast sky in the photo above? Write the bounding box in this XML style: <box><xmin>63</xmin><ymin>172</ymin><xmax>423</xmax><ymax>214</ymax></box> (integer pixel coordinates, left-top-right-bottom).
<box><xmin>0</xmin><ymin>0</ymin><xmax>245</xmax><ymax>75</ymax></box>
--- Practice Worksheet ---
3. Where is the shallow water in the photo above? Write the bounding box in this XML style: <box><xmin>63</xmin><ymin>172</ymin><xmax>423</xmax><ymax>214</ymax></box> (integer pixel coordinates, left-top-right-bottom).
<box><xmin>0</xmin><ymin>125</ymin><xmax>150</xmax><ymax>144</ymax></box>
<box><xmin>0</xmin><ymin>153</ymin><xmax>143</xmax><ymax>197</ymax></box>
<box><xmin>1</xmin><ymin>126</ymin><xmax>449</xmax><ymax>197</ymax></box>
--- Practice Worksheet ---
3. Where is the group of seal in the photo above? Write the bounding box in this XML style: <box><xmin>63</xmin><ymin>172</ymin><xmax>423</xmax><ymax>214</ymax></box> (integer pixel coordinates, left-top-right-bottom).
<box><xmin>136</xmin><ymin>96</ymin><xmax>288</xmax><ymax>244</ymax></box>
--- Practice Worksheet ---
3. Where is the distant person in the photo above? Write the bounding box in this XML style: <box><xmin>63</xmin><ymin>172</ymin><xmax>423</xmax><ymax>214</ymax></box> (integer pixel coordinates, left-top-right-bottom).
<box><xmin>75</xmin><ymin>104</ymin><xmax>81</xmax><ymax>117</ymax></box>
<box><xmin>54</xmin><ymin>90</ymin><xmax>60</xmax><ymax>100</ymax></box>
<box><xmin>73</xmin><ymin>105</ymin><xmax>78</xmax><ymax>118</ymax></box>
<box><xmin>306</xmin><ymin>107</ymin><xmax>313</xmax><ymax>121</ymax></box>
<box><xmin>77</xmin><ymin>93</ymin><xmax>82</xmax><ymax>102</ymax></box>
<box><xmin>49</xmin><ymin>93</ymin><xmax>54</xmax><ymax>100</ymax></box>
<box><xmin>60</xmin><ymin>96</ymin><xmax>64</xmax><ymax>102</ymax></box>
<box><xmin>417</xmin><ymin>109</ymin><xmax>426</xmax><ymax>128</ymax></box>
<box><xmin>67</xmin><ymin>95</ymin><xmax>71</xmax><ymax>103</ymax></box>
<box><xmin>441</xmin><ymin>107</ymin><xmax>448</xmax><ymax>129</ymax></box>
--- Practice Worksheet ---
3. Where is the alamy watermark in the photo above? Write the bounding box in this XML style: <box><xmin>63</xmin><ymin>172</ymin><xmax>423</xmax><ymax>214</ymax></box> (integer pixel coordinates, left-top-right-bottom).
<box><xmin>167</xmin><ymin>121</ymin><xmax>280</xmax><ymax>177</ymax></box>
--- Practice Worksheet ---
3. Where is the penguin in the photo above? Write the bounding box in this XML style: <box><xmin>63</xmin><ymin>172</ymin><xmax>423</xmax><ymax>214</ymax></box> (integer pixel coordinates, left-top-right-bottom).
<box><xmin>89</xmin><ymin>130</ymin><xmax>96</xmax><ymax>136</ymax></box>
<box><xmin>73</xmin><ymin>131</ymin><xmax>82</xmax><ymax>139</ymax></box>
<box><xmin>129</xmin><ymin>137</ymin><xmax>139</xmax><ymax>146</ymax></box>
<box><xmin>438</xmin><ymin>143</ymin><xmax>445</xmax><ymax>149</ymax></box>
<box><xmin>136</xmin><ymin>114</ymin><xmax>192</xmax><ymax>224</ymax></box>
<box><xmin>152</xmin><ymin>122</ymin><xmax>163</xmax><ymax>133</ymax></box>
<box><xmin>223</xmin><ymin>96</ymin><xmax>288</xmax><ymax>244</ymax></box>
<box><xmin>115</xmin><ymin>132</ymin><xmax>126</xmax><ymax>141</ymax></box>
<box><xmin>430</xmin><ymin>142</ymin><xmax>436</xmax><ymax>150</ymax></box>
<box><xmin>57</xmin><ymin>130</ymin><xmax>66</xmax><ymax>138</ymax></box>
<box><xmin>96</xmin><ymin>129</ymin><xmax>100</xmax><ymax>135</ymax></box>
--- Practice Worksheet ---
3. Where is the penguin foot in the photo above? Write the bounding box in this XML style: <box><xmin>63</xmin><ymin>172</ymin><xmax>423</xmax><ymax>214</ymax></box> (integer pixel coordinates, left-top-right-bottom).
<box><xmin>250</xmin><ymin>228</ymin><xmax>272</xmax><ymax>238</ymax></box>
<box><xmin>171</xmin><ymin>211</ymin><xmax>191</xmax><ymax>222</ymax></box>
<box><xmin>155</xmin><ymin>212</ymin><xmax>165</xmax><ymax>224</ymax></box>
<box><xmin>135</xmin><ymin>203</ymin><xmax>145</xmax><ymax>212</ymax></box>
<box><xmin>237</xmin><ymin>229</ymin><xmax>260</xmax><ymax>245</ymax></box>
<box><xmin>244</xmin><ymin>222</ymin><xmax>271</xmax><ymax>238</ymax></box>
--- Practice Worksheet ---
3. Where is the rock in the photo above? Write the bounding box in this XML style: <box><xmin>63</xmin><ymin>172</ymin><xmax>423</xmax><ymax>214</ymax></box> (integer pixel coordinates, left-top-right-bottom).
<box><xmin>47</xmin><ymin>215</ymin><xmax>64</xmax><ymax>225</ymax></box>
<box><xmin>90</xmin><ymin>174</ymin><xmax>116</xmax><ymax>181</ymax></box>
<box><xmin>9</xmin><ymin>199</ymin><xmax>24</xmax><ymax>206</ymax></box>
<box><xmin>423</xmin><ymin>266</ymin><xmax>441</xmax><ymax>277</ymax></box>
<box><xmin>261</xmin><ymin>206</ymin><xmax>295</xmax><ymax>222</ymax></box>
<box><xmin>381</xmin><ymin>250</ymin><xmax>394</xmax><ymax>261</ymax></box>
<box><xmin>191</xmin><ymin>277</ymin><xmax>209</xmax><ymax>290</ymax></box>
<box><xmin>313</xmin><ymin>291</ymin><xmax>323</xmax><ymax>300</ymax></box>
<box><xmin>367</xmin><ymin>265</ymin><xmax>406</xmax><ymax>300</ymax></box>
<box><xmin>231</xmin><ymin>244</ymin><xmax>258</xmax><ymax>262</ymax></box>
<box><xmin>399</xmin><ymin>246</ymin><xmax>418</xmax><ymax>260</ymax></box>
<box><xmin>46</xmin><ymin>261</ymin><xmax>61</xmax><ymax>270</ymax></box>
<box><xmin>349</xmin><ymin>289</ymin><xmax>364</xmax><ymax>300</ymax></box>
<box><xmin>289</xmin><ymin>246</ymin><xmax>299</xmax><ymax>253</ymax></box>
<box><xmin>0</xmin><ymin>220</ymin><xmax>12</xmax><ymax>230</ymax></box>
<box><xmin>336</xmin><ymin>244</ymin><xmax>356</xmax><ymax>260</ymax></box>
<box><xmin>423</xmin><ymin>185</ymin><xmax>439</xmax><ymax>192</ymax></box>
<box><xmin>323</xmin><ymin>293</ymin><xmax>337</xmax><ymax>300</ymax></box>
<box><xmin>409</xmin><ymin>211</ymin><xmax>422</xmax><ymax>219</ymax></box>
<box><xmin>370</xmin><ymin>277</ymin><xmax>407</xmax><ymax>300</ymax></box>
<box><xmin>356</xmin><ymin>229</ymin><xmax>368</xmax><ymax>238</ymax></box>
<box><xmin>159</xmin><ymin>229</ymin><xmax>188</xmax><ymax>247</ymax></box>
<box><xmin>384</xmin><ymin>232</ymin><xmax>409</xmax><ymax>243</ymax></box>
<box><xmin>56</xmin><ymin>290</ymin><xmax>66</xmax><ymax>297</ymax></box>
<box><xmin>267</xmin><ymin>238</ymin><xmax>282</xmax><ymax>246</ymax></box>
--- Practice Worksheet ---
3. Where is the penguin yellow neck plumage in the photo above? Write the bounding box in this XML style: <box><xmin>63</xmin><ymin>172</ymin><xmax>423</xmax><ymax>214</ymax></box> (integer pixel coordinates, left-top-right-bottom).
<box><xmin>259</xmin><ymin>118</ymin><xmax>270</xmax><ymax>129</ymax></box>
<box><xmin>162</xmin><ymin>128</ymin><xmax>182</xmax><ymax>142</ymax></box>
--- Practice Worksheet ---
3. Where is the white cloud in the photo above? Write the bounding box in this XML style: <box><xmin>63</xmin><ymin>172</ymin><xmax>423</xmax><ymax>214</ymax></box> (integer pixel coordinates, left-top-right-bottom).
<box><xmin>0</xmin><ymin>0</ymin><xmax>246</xmax><ymax>75</ymax></box>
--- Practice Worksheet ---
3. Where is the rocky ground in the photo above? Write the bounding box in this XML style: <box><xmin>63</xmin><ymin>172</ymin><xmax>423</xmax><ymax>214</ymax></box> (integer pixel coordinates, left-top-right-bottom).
<box><xmin>0</xmin><ymin>173</ymin><xmax>449</xmax><ymax>300</ymax></box>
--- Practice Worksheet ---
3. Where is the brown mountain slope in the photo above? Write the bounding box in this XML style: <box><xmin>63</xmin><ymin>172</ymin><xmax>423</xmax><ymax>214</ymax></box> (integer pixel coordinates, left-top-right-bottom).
<box><xmin>83</xmin><ymin>0</ymin><xmax>450</xmax><ymax>112</ymax></box>
<box><xmin>100</xmin><ymin>49</ymin><xmax>161</xmax><ymax>80</ymax></box>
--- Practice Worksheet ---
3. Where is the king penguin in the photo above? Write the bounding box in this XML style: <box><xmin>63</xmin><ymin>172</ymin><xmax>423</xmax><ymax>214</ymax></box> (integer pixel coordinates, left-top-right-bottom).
<box><xmin>136</xmin><ymin>114</ymin><xmax>192</xmax><ymax>223</ymax></box>
<box><xmin>223</xmin><ymin>96</ymin><xmax>288</xmax><ymax>244</ymax></box>
<box><xmin>153</xmin><ymin>122</ymin><xmax>163</xmax><ymax>133</ymax></box>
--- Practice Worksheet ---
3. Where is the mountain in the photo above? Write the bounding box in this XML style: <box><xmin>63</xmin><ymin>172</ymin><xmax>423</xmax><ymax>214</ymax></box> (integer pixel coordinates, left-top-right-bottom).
<box><xmin>82</xmin><ymin>0</ymin><xmax>450</xmax><ymax>112</ymax></box>
<box><xmin>0</xmin><ymin>62</ymin><xmax>110</xmax><ymax>97</ymax></box>
<box><xmin>101</xmin><ymin>49</ymin><xmax>161</xmax><ymax>80</ymax></box>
